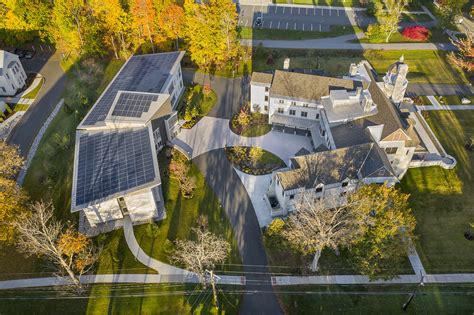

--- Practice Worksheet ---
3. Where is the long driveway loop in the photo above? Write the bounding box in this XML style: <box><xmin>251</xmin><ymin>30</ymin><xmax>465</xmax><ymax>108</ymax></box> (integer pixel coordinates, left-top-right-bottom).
<box><xmin>194</xmin><ymin>149</ymin><xmax>283</xmax><ymax>315</ymax></box>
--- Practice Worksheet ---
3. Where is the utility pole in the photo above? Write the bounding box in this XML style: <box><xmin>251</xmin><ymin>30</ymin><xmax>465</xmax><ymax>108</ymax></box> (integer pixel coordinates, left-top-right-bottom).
<box><xmin>206</xmin><ymin>270</ymin><xmax>221</xmax><ymax>311</ymax></box>
<box><xmin>402</xmin><ymin>272</ymin><xmax>425</xmax><ymax>311</ymax></box>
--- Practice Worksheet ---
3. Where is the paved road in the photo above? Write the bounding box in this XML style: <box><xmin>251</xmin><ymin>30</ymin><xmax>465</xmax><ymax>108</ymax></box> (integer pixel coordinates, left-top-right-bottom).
<box><xmin>193</xmin><ymin>150</ymin><xmax>283</xmax><ymax>315</ymax></box>
<box><xmin>7</xmin><ymin>51</ymin><xmax>66</xmax><ymax>157</ymax></box>
<box><xmin>240</xmin><ymin>36</ymin><xmax>456</xmax><ymax>50</ymax></box>
<box><xmin>183</xmin><ymin>70</ymin><xmax>249</xmax><ymax>119</ymax></box>
<box><xmin>407</xmin><ymin>83</ymin><xmax>474</xmax><ymax>96</ymax></box>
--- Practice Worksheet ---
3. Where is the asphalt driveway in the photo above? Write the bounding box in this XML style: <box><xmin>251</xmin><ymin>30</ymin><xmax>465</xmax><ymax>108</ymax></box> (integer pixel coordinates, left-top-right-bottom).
<box><xmin>7</xmin><ymin>51</ymin><xmax>66</xmax><ymax>157</ymax></box>
<box><xmin>183</xmin><ymin>70</ymin><xmax>249</xmax><ymax>119</ymax></box>
<box><xmin>193</xmin><ymin>149</ymin><xmax>283</xmax><ymax>315</ymax></box>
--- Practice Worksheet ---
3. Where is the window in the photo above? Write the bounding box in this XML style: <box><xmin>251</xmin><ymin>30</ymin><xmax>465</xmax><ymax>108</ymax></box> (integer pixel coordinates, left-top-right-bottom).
<box><xmin>385</xmin><ymin>147</ymin><xmax>398</xmax><ymax>154</ymax></box>
<box><xmin>301</xmin><ymin>111</ymin><xmax>308</xmax><ymax>118</ymax></box>
<box><xmin>264</xmin><ymin>96</ymin><xmax>269</xmax><ymax>101</ymax></box>
<box><xmin>289</xmin><ymin>194</ymin><xmax>295</xmax><ymax>200</ymax></box>
<box><xmin>291</xmin><ymin>101</ymin><xmax>296</xmax><ymax>106</ymax></box>
<box><xmin>264</xmin><ymin>105</ymin><xmax>268</xmax><ymax>111</ymax></box>
<box><xmin>321</xmin><ymin>130</ymin><xmax>326</xmax><ymax>137</ymax></box>
<box><xmin>315</xmin><ymin>113</ymin><xmax>320</xmax><ymax>119</ymax></box>
<box><xmin>315</xmin><ymin>186</ymin><xmax>323</xmax><ymax>193</ymax></box>
<box><xmin>277</xmin><ymin>108</ymin><xmax>284</xmax><ymax>114</ymax></box>
<box><xmin>406</xmin><ymin>150</ymin><xmax>410</xmax><ymax>155</ymax></box>
<box><xmin>265</xmin><ymin>87</ymin><xmax>269</xmax><ymax>92</ymax></box>
<box><xmin>0</xmin><ymin>87</ymin><xmax>5</xmax><ymax>93</ymax></box>
<box><xmin>303</xmin><ymin>103</ymin><xmax>309</xmax><ymax>107</ymax></box>
<box><xmin>5</xmin><ymin>73</ymin><xmax>10</xmax><ymax>80</ymax></box>
<box><xmin>342</xmin><ymin>181</ymin><xmax>348</xmax><ymax>187</ymax></box>
<box><xmin>289</xmin><ymin>109</ymin><xmax>296</xmax><ymax>116</ymax></box>
<box><xmin>278</xmin><ymin>99</ymin><xmax>284</xmax><ymax>104</ymax></box>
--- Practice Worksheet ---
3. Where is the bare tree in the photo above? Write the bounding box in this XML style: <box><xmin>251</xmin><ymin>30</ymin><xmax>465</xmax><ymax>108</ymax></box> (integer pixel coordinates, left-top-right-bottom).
<box><xmin>13</xmin><ymin>201</ymin><xmax>99</xmax><ymax>291</ymax></box>
<box><xmin>282</xmin><ymin>192</ymin><xmax>365</xmax><ymax>272</ymax></box>
<box><xmin>171</xmin><ymin>227</ymin><xmax>230</xmax><ymax>281</ymax></box>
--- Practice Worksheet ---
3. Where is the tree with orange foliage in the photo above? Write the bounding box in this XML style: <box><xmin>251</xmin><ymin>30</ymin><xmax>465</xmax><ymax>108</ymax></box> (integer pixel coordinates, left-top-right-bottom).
<box><xmin>158</xmin><ymin>3</ymin><xmax>185</xmax><ymax>50</ymax></box>
<box><xmin>14</xmin><ymin>201</ymin><xmax>100</xmax><ymax>291</ymax></box>
<box><xmin>131</xmin><ymin>0</ymin><xmax>156</xmax><ymax>52</ymax></box>
<box><xmin>449</xmin><ymin>34</ymin><xmax>474</xmax><ymax>72</ymax></box>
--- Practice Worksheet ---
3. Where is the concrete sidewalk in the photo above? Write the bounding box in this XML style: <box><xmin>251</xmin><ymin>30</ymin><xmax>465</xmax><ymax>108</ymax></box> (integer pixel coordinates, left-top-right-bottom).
<box><xmin>417</xmin><ymin>105</ymin><xmax>474</xmax><ymax>110</ymax></box>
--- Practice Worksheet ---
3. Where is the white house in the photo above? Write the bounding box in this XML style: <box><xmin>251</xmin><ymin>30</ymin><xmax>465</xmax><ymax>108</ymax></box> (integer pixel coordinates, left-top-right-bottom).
<box><xmin>252</xmin><ymin>59</ymin><xmax>428</xmax><ymax>216</ymax></box>
<box><xmin>0</xmin><ymin>50</ymin><xmax>27</xmax><ymax>96</ymax></box>
<box><xmin>72</xmin><ymin>52</ymin><xmax>185</xmax><ymax>236</ymax></box>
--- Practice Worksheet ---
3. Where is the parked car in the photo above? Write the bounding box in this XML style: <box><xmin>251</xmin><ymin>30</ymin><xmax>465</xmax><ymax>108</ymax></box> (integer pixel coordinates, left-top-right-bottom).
<box><xmin>24</xmin><ymin>51</ymin><xmax>35</xmax><ymax>59</ymax></box>
<box><xmin>255</xmin><ymin>16</ymin><xmax>262</xmax><ymax>27</ymax></box>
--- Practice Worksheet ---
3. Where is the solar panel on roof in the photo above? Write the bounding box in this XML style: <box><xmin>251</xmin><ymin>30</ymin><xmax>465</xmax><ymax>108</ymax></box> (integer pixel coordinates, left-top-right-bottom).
<box><xmin>112</xmin><ymin>92</ymin><xmax>159</xmax><ymax>118</ymax></box>
<box><xmin>75</xmin><ymin>128</ymin><xmax>156</xmax><ymax>206</ymax></box>
<box><xmin>82</xmin><ymin>52</ymin><xmax>181</xmax><ymax>126</ymax></box>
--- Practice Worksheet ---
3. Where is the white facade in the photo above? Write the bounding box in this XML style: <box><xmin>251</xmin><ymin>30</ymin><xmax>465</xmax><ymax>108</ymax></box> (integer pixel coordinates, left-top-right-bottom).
<box><xmin>163</xmin><ymin>65</ymin><xmax>184</xmax><ymax>109</ymax></box>
<box><xmin>250</xmin><ymin>83</ymin><xmax>270</xmax><ymax>113</ymax></box>
<box><xmin>0</xmin><ymin>50</ymin><xmax>27</xmax><ymax>96</ymax></box>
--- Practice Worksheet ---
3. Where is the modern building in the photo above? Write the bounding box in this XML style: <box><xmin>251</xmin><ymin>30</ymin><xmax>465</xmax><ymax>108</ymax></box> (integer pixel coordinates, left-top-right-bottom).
<box><xmin>71</xmin><ymin>52</ymin><xmax>185</xmax><ymax>236</ymax></box>
<box><xmin>251</xmin><ymin>59</ymin><xmax>435</xmax><ymax>217</ymax></box>
<box><xmin>0</xmin><ymin>50</ymin><xmax>27</xmax><ymax>96</ymax></box>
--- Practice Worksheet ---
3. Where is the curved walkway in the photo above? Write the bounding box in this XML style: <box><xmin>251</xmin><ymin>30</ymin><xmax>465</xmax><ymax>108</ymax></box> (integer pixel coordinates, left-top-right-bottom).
<box><xmin>193</xmin><ymin>149</ymin><xmax>283</xmax><ymax>315</ymax></box>
<box><xmin>175</xmin><ymin>116</ymin><xmax>312</xmax><ymax>163</ymax></box>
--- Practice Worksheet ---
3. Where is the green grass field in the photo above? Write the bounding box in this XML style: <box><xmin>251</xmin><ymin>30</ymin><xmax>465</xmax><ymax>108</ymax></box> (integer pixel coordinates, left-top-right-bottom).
<box><xmin>435</xmin><ymin>95</ymin><xmax>474</xmax><ymax>105</ymax></box>
<box><xmin>251</xmin><ymin>48</ymin><xmax>470</xmax><ymax>85</ymax></box>
<box><xmin>22</xmin><ymin>77</ymin><xmax>44</xmax><ymax>99</ymax></box>
<box><xmin>0</xmin><ymin>284</ymin><xmax>242</xmax><ymax>314</ymax></box>
<box><xmin>239</xmin><ymin>25</ymin><xmax>361</xmax><ymax>40</ymax></box>
<box><xmin>278</xmin><ymin>284</ymin><xmax>474</xmax><ymax>313</ymax></box>
<box><xmin>400</xmin><ymin>111</ymin><xmax>474</xmax><ymax>273</ymax></box>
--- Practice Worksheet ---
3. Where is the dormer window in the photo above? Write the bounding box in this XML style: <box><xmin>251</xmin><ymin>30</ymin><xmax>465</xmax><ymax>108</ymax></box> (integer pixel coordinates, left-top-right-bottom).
<box><xmin>342</xmin><ymin>181</ymin><xmax>348</xmax><ymax>188</ymax></box>
<box><xmin>385</xmin><ymin>147</ymin><xmax>398</xmax><ymax>155</ymax></box>
<box><xmin>315</xmin><ymin>186</ymin><xmax>323</xmax><ymax>193</ymax></box>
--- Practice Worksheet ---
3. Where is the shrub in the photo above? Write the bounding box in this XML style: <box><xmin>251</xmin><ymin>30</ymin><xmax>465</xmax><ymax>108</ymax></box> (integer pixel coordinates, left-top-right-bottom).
<box><xmin>365</xmin><ymin>24</ymin><xmax>386</xmax><ymax>43</ymax></box>
<box><xmin>401</xmin><ymin>26</ymin><xmax>430</xmax><ymax>41</ymax></box>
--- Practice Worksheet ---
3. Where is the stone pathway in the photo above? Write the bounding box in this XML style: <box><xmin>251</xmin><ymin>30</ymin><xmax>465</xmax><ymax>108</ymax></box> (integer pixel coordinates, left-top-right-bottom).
<box><xmin>175</xmin><ymin>116</ymin><xmax>313</xmax><ymax>163</ymax></box>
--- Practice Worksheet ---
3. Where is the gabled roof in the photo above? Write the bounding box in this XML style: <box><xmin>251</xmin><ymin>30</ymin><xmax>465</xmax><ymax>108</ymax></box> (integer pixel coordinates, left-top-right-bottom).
<box><xmin>276</xmin><ymin>143</ymin><xmax>395</xmax><ymax>191</ymax></box>
<box><xmin>251</xmin><ymin>72</ymin><xmax>274</xmax><ymax>85</ymax></box>
<box><xmin>0</xmin><ymin>50</ymin><xmax>20</xmax><ymax>76</ymax></box>
<box><xmin>270</xmin><ymin>70</ymin><xmax>368</xmax><ymax>102</ymax></box>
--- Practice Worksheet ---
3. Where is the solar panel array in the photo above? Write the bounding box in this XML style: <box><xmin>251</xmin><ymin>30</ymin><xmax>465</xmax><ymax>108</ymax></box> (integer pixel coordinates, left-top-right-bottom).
<box><xmin>112</xmin><ymin>92</ymin><xmax>159</xmax><ymax>118</ymax></box>
<box><xmin>81</xmin><ymin>52</ymin><xmax>181</xmax><ymax>126</ymax></box>
<box><xmin>75</xmin><ymin>128</ymin><xmax>156</xmax><ymax>206</ymax></box>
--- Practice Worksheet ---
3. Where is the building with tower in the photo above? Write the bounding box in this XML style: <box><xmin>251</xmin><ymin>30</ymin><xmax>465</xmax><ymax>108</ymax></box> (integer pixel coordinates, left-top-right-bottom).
<box><xmin>382</xmin><ymin>55</ymin><xmax>409</xmax><ymax>104</ymax></box>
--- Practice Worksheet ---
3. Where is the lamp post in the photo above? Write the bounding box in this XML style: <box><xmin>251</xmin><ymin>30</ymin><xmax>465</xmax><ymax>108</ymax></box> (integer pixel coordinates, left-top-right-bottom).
<box><xmin>402</xmin><ymin>273</ymin><xmax>424</xmax><ymax>311</ymax></box>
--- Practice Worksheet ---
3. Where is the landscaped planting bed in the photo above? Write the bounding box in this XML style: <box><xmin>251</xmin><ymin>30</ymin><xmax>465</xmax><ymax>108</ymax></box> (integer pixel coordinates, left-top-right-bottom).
<box><xmin>225</xmin><ymin>146</ymin><xmax>285</xmax><ymax>175</ymax></box>
<box><xmin>177</xmin><ymin>84</ymin><xmax>217</xmax><ymax>128</ymax></box>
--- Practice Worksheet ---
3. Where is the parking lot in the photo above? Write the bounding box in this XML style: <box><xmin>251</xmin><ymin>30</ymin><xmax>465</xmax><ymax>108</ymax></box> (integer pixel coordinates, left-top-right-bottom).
<box><xmin>239</xmin><ymin>4</ymin><xmax>375</xmax><ymax>32</ymax></box>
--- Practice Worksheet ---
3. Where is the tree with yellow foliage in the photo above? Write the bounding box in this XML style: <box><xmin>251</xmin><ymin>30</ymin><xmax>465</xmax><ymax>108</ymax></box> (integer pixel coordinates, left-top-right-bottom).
<box><xmin>349</xmin><ymin>184</ymin><xmax>416</xmax><ymax>280</ymax></box>
<box><xmin>0</xmin><ymin>141</ymin><xmax>27</xmax><ymax>242</ymax></box>
<box><xmin>157</xmin><ymin>3</ymin><xmax>185</xmax><ymax>50</ymax></box>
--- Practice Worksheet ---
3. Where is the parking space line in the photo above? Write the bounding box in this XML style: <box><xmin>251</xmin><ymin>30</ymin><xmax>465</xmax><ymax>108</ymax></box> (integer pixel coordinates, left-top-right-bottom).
<box><xmin>306</xmin><ymin>8</ymin><xmax>308</xmax><ymax>15</ymax></box>
<box><xmin>283</xmin><ymin>7</ymin><xmax>285</xmax><ymax>14</ymax></box>
<box><xmin>286</xmin><ymin>22</ymin><xmax>288</xmax><ymax>30</ymax></box>
<box><xmin>294</xmin><ymin>22</ymin><xmax>297</xmax><ymax>30</ymax></box>
<box><xmin>322</xmin><ymin>8</ymin><xmax>324</xmax><ymax>16</ymax></box>
<box><xmin>245</xmin><ymin>20</ymin><xmax>248</xmax><ymax>26</ymax></box>
<box><xmin>314</xmin><ymin>8</ymin><xmax>316</xmax><ymax>16</ymax></box>
<box><xmin>337</xmin><ymin>9</ymin><xmax>340</xmax><ymax>16</ymax></box>
<box><xmin>269</xmin><ymin>21</ymin><xmax>272</xmax><ymax>28</ymax></box>
<box><xmin>277</xmin><ymin>21</ymin><xmax>280</xmax><ymax>29</ymax></box>
<box><xmin>290</xmin><ymin>7</ymin><xmax>292</xmax><ymax>14</ymax></box>
<box><xmin>302</xmin><ymin>23</ymin><xmax>305</xmax><ymax>31</ymax></box>
<box><xmin>261</xmin><ymin>21</ymin><xmax>264</xmax><ymax>28</ymax></box>
<box><xmin>319</xmin><ymin>24</ymin><xmax>322</xmax><ymax>32</ymax></box>
<box><xmin>298</xmin><ymin>7</ymin><xmax>300</xmax><ymax>15</ymax></box>
<box><xmin>311</xmin><ymin>23</ymin><xmax>313</xmax><ymax>31</ymax></box>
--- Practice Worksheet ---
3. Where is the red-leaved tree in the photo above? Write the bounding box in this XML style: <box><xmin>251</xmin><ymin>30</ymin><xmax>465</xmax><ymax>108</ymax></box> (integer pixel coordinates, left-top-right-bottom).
<box><xmin>401</xmin><ymin>26</ymin><xmax>430</xmax><ymax>41</ymax></box>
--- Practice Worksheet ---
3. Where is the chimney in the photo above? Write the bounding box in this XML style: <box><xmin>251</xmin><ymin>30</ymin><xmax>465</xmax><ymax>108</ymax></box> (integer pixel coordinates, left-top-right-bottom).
<box><xmin>349</xmin><ymin>63</ymin><xmax>357</xmax><ymax>76</ymax></box>
<box><xmin>283</xmin><ymin>58</ymin><xmax>290</xmax><ymax>70</ymax></box>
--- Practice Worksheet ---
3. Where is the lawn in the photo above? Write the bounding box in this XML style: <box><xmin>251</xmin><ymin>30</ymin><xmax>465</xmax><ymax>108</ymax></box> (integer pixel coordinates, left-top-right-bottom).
<box><xmin>0</xmin><ymin>57</ymin><xmax>125</xmax><ymax>281</ymax></box>
<box><xmin>178</xmin><ymin>84</ymin><xmax>217</xmax><ymax>128</ymax></box>
<box><xmin>225</xmin><ymin>146</ymin><xmax>285</xmax><ymax>175</ymax></box>
<box><xmin>277</xmin><ymin>284</ymin><xmax>474</xmax><ymax>313</ymax></box>
<box><xmin>241</xmin><ymin>123</ymin><xmax>272</xmax><ymax>137</ymax></box>
<box><xmin>400</xmin><ymin>111</ymin><xmax>474</xmax><ymax>273</ymax></box>
<box><xmin>22</xmin><ymin>77</ymin><xmax>44</xmax><ymax>99</ymax></box>
<box><xmin>86</xmin><ymin>149</ymin><xmax>242</xmax><ymax>312</ymax></box>
<box><xmin>252</xmin><ymin>48</ymin><xmax>470</xmax><ymax>85</ymax></box>
<box><xmin>357</xmin><ymin>27</ymin><xmax>450</xmax><ymax>43</ymax></box>
<box><xmin>239</xmin><ymin>25</ymin><xmax>361</xmax><ymax>41</ymax></box>
<box><xmin>401</xmin><ymin>12</ymin><xmax>433</xmax><ymax>23</ymax></box>
<box><xmin>0</xmin><ymin>283</ymin><xmax>242</xmax><ymax>315</ymax></box>
<box><xmin>435</xmin><ymin>95</ymin><xmax>474</xmax><ymax>105</ymax></box>
<box><xmin>12</xmin><ymin>103</ymin><xmax>30</xmax><ymax>111</ymax></box>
